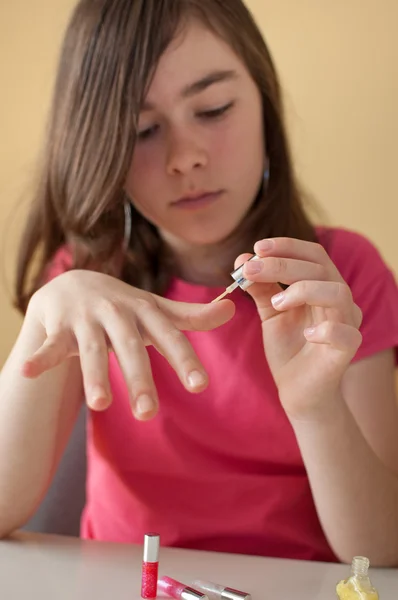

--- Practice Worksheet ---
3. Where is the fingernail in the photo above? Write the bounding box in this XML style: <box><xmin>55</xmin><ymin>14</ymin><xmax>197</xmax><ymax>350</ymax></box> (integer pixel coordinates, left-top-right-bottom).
<box><xmin>21</xmin><ymin>360</ymin><xmax>34</xmax><ymax>377</ymax></box>
<box><xmin>89</xmin><ymin>386</ymin><xmax>108</xmax><ymax>409</ymax></box>
<box><xmin>188</xmin><ymin>370</ymin><xmax>206</xmax><ymax>388</ymax></box>
<box><xmin>256</xmin><ymin>239</ymin><xmax>274</xmax><ymax>252</ymax></box>
<box><xmin>136</xmin><ymin>394</ymin><xmax>154</xmax><ymax>416</ymax></box>
<box><xmin>244</xmin><ymin>260</ymin><xmax>263</xmax><ymax>274</ymax></box>
<box><xmin>271</xmin><ymin>292</ymin><xmax>285</xmax><ymax>307</ymax></box>
<box><xmin>304</xmin><ymin>327</ymin><xmax>316</xmax><ymax>337</ymax></box>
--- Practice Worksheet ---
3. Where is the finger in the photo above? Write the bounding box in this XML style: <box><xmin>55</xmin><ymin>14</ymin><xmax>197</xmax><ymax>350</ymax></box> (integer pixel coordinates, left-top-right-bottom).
<box><xmin>102</xmin><ymin>315</ymin><xmax>159</xmax><ymax>421</ymax></box>
<box><xmin>21</xmin><ymin>331</ymin><xmax>76</xmax><ymax>378</ymax></box>
<box><xmin>137</xmin><ymin>302</ymin><xmax>209</xmax><ymax>393</ymax></box>
<box><xmin>235</xmin><ymin>253</ymin><xmax>324</xmax><ymax>322</ymax></box>
<box><xmin>232</xmin><ymin>253</ymin><xmax>282</xmax><ymax>321</ymax></box>
<box><xmin>242</xmin><ymin>256</ymin><xmax>328</xmax><ymax>286</ymax></box>
<box><xmin>304</xmin><ymin>321</ymin><xmax>362</xmax><ymax>353</ymax></box>
<box><xmin>270</xmin><ymin>280</ymin><xmax>358</xmax><ymax>325</ymax></box>
<box><xmin>253</xmin><ymin>237</ymin><xmax>343</xmax><ymax>286</ymax></box>
<box><xmin>154</xmin><ymin>295</ymin><xmax>235</xmax><ymax>331</ymax></box>
<box><xmin>234</xmin><ymin>253</ymin><xmax>253</xmax><ymax>270</ymax></box>
<box><xmin>254</xmin><ymin>237</ymin><xmax>335</xmax><ymax>270</ymax></box>
<box><xmin>74</xmin><ymin>323</ymin><xmax>112</xmax><ymax>412</ymax></box>
<box><xmin>352</xmin><ymin>304</ymin><xmax>363</xmax><ymax>329</ymax></box>
<box><xmin>234</xmin><ymin>251</ymin><xmax>292</xmax><ymax>292</ymax></box>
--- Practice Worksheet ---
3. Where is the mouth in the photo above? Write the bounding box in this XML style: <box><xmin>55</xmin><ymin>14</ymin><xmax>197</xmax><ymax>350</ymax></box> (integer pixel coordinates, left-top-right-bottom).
<box><xmin>171</xmin><ymin>190</ymin><xmax>224</xmax><ymax>210</ymax></box>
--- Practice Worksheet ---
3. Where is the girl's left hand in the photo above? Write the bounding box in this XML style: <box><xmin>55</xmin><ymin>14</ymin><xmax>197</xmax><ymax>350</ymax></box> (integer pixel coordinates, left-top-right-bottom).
<box><xmin>236</xmin><ymin>237</ymin><xmax>363</xmax><ymax>420</ymax></box>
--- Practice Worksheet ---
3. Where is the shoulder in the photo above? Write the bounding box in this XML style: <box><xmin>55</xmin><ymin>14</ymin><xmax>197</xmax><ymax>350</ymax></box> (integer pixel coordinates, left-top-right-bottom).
<box><xmin>316</xmin><ymin>226</ymin><xmax>398</xmax><ymax>362</ymax></box>
<box><xmin>316</xmin><ymin>225</ymin><xmax>391</xmax><ymax>284</ymax></box>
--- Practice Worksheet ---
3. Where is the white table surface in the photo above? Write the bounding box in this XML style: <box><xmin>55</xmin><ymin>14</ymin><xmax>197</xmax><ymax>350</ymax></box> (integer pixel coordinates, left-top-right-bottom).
<box><xmin>0</xmin><ymin>532</ymin><xmax>397</xmax><ymax>599</ymax></box>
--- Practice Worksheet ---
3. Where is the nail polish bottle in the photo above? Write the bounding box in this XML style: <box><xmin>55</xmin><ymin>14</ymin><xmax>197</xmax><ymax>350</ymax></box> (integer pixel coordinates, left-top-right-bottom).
<box><xmin>141</xmin><ymin>533</ymin><xmax>160</xmax><ymax>599</ymax></box>
<box><xmin>192</xmin><ymin>579</ymin><xmax>251</xmax><ymax>600</ymax></box>
<box><xmin>158</xmin><ymin>576</ymin><xmax>208</xmax><ymax>599</ymax></box>
<box><xmin>336</xmin><ymin>556</ymin><xmax>379</xmax><ymax>600</ymax></box>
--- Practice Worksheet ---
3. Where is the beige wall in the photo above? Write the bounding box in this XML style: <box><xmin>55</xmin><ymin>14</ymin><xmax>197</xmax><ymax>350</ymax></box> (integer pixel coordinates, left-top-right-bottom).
<box><xmin>0</xmin><ymin>1</ymin><xmax>75</xmax><ymax>366</ymax></box>
<box><xmin>0</xmin><ymin>0</ymin><xmax>397</xmax><ymax>366</ymax></box>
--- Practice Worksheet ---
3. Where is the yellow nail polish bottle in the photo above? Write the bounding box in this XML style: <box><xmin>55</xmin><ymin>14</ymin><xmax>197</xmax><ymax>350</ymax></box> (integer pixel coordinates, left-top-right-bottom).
<box><xmin>336</xmin><ymin>556</ymin><xmax>379</xmax><ymax>600</ymax></box>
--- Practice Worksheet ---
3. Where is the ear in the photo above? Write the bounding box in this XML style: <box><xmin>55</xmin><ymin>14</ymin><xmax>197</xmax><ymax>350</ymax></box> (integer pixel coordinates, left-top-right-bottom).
<box><xmin>123</xmin><ymin>198</ymin><xmax>133</xmax><ymax>251</ymax></box>
<box><xmin>263</xmin><ymin>157</ymin><xmax>270</xmax><ymax>181</ymax></box>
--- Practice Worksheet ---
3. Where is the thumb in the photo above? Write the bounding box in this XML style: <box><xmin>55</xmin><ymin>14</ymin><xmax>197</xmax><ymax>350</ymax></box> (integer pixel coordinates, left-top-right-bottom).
<box><xmin>155</xmin><ymin>295</ymin><xmax>236</xmax><ymax>331</ymax></box>
<box><xmin>234</xmin><ymin>254</ymin><xmax>282</xmax><ymax>322</ymax></box>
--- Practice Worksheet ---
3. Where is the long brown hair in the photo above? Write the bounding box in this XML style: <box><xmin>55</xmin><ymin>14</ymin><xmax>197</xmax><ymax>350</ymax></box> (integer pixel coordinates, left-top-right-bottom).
<box><xmin>15</xmin><ymin>0</ymin><xmax>315</xmax><ymax>313</ymax></box>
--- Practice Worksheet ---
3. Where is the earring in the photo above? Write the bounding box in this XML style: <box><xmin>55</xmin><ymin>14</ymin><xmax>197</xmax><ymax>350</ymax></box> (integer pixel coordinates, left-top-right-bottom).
<box><xmin>263</xmin><ymin>166</ymin><xmax>270</xmax><ymax>181</ymax></box>
<box><xmin>123</xmin><ymin>199</ymin><xmax>132</xmax><ymax>251</ymax></box>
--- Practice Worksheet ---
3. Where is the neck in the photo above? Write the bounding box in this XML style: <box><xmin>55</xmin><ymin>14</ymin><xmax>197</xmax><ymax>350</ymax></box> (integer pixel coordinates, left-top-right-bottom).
<box><xmin>161</xmin><ymin>233</ymin><xmax>240</xmax><ymax>287</ymax></box>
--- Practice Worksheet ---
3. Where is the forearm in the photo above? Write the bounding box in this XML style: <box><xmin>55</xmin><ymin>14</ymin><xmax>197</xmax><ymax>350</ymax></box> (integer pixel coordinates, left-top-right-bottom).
<box><xmin>0</xmin><ymin>315</ymin><xmax>82</xmax><ymax>537</ymax></box>
<box><xmin>291</xmin><ymin>391</ymin><xmax>398</xmax><ymax>566</ymax></box>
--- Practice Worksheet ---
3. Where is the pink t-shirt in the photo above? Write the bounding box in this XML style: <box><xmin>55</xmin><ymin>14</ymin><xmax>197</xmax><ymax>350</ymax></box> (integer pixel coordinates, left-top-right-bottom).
<box><xmin>48</xmin><ymin>227</ymin><xmax>398</xmax><ymax>561</ymax></box>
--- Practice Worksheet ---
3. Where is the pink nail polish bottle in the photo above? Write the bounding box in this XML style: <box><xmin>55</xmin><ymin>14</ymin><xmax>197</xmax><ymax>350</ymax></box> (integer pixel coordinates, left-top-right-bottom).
<box><xmin>192</xmin><ymin>580</ymin><xmax>251</xmax><ymax>600</ymax></box>
<box><xmin>141</xmin><ymin>533</ymin><xmax>160</xmax><ymax>599</ymax></box>
<box><xmin>158</xmin><ymin>576</ymin><xmax>209</xmax><ymax>599</ymax></box>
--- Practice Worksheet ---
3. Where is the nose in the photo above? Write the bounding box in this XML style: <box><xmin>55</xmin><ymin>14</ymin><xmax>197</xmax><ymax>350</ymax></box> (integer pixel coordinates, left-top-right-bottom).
<box><xmin>166</xmin><ymin>129</ymin><xmax>208</xmax><ymax>176</ymax></box>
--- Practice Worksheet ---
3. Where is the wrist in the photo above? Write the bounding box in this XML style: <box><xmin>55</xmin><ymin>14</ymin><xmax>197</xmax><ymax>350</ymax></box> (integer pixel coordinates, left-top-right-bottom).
<box><xmin>288</xmin><ymin>391</ymin><xmax>358</xmax><ymax>455</ymax></box>
<box><xmin>282</xmin><ymin>386</ymin><xmax>347</xmax><ymax>427</ymax></box>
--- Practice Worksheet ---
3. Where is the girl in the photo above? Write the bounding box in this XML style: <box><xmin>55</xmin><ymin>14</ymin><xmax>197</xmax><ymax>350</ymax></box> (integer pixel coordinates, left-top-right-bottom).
<box><xmin>1</xmin><ymin>0</ymin><xmax>398</xmax><ymax>565</ymax></box>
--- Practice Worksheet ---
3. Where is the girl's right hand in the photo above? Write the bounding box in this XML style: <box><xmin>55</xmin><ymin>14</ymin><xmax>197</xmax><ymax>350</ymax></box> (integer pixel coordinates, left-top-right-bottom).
<box><xmin>23</xmin><ymin>270</ymin><xmax>235</xmax><ymax>419</ymax></box>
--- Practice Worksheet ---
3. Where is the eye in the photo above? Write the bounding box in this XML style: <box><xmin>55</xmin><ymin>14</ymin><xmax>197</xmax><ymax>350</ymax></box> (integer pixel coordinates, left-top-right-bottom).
<box><xmin>137</xmin><ymin>124</ymin><xmax>159</xmax><ymax>141</ymax></box>
<box><xmin>198</xmin><ymin>102</ymin><xmax>234</xmax><ymax>119</ymax></box>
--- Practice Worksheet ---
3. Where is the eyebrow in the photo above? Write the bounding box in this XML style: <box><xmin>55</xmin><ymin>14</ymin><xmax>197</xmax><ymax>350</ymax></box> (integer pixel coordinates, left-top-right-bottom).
<box><xmin>141</xmin><ymin>69</ymin><xmax>239</xmax><ymax>111</ymax></box>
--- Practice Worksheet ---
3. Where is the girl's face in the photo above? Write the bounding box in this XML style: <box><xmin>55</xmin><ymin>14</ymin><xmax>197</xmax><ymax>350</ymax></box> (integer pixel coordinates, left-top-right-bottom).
<box><xmin>126</xmin><ymin>19</ymin><xmax>265</xmax><ymax>250</ymax></box>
